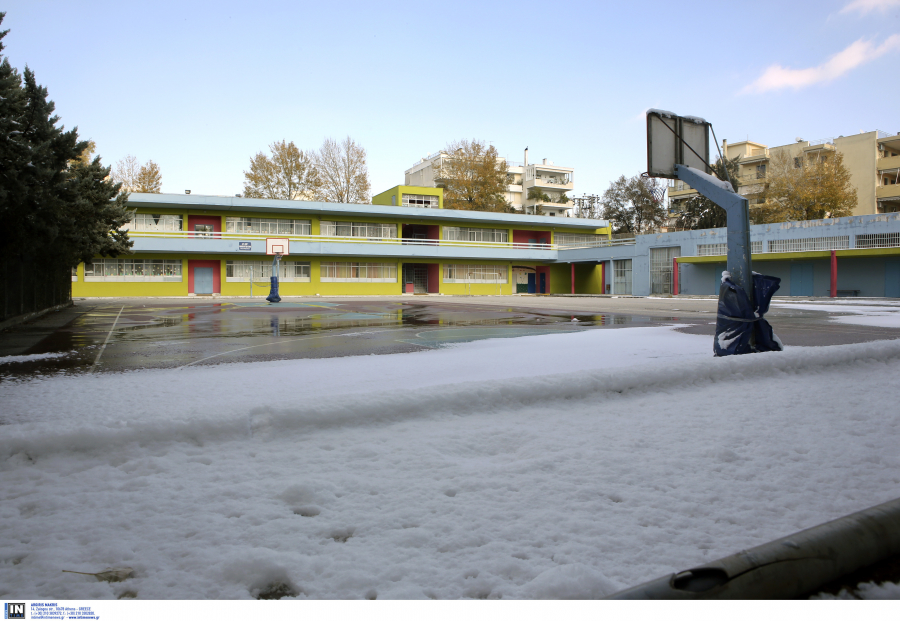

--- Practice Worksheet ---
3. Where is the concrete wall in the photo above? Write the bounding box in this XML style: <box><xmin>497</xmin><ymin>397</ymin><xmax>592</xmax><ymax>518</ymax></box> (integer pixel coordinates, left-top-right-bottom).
<box><xmin>563</xmin><ymin>212</ymin><xmax>900</xmax><ymax>297</ymax></box>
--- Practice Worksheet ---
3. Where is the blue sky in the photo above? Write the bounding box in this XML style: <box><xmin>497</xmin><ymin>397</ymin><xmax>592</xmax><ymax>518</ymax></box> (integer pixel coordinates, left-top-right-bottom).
<box><xmin>3</xmin><ymin>0</ymin><xmax>899</xmax><ymax>198</ymax></box>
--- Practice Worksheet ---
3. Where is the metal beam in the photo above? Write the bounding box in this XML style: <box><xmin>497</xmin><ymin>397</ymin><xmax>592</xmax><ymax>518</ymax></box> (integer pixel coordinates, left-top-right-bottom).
<box><xmin>675</xmin><ymin>165</ymin><xmax>753</xmax><ymax>304</ymax></box>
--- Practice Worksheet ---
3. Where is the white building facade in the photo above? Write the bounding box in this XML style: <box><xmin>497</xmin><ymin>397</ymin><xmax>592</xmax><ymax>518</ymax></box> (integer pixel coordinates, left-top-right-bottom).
<box><xmin>404</xmin><ymin>148</ymin><xmax>575</xmax><ymax>217</ymax></box>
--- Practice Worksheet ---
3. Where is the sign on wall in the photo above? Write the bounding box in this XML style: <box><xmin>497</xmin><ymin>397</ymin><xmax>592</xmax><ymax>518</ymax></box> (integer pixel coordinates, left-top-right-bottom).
<box><xmin>238</xmin><ymin>242</ymin><xmax>251</xmax><ymax>251</ymax></box>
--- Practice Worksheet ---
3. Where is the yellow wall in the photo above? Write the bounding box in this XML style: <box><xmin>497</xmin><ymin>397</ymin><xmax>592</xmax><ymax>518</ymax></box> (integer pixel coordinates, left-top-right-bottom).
<box><xmin>372</xmin><ymin>185</ymin><xmax>444</xmax><ymax>209</ymax></box>
<box><xmin>575</xmin><ymin>263</ymin><xmax>604</xmax><ymax>293</ymax></box>
<box><xmin>73</xmin><ymin>256</ymin><xmax>190</xmax><ymax>297</ymax></box>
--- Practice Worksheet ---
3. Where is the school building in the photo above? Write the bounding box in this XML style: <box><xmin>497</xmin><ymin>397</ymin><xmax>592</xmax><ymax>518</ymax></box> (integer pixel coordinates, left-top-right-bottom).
<box><xmin>71</xmin><ymin>187</ymin><xmax>612</xmax><ymax>298</ymax></box>
<box><xmin>563</xmin><ymin>212</ymin><xmax>900</xmax><ymax>297</ymax></box>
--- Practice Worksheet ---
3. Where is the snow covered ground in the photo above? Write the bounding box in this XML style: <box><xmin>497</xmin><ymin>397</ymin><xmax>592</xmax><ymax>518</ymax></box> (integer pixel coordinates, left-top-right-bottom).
<box><xmin>0</xmin><ymin>352</ymin><xmax>71</xmax><ymax>365</ymax></box>
<box><xmin>2</xmin><ymin>325</ymin><xmax>900</xmax><ymax>600</ymax></box>
<box><xmin>772</xmin><ymin>299</ymin><xmax>900</xmax><ymax>329</ymax></box>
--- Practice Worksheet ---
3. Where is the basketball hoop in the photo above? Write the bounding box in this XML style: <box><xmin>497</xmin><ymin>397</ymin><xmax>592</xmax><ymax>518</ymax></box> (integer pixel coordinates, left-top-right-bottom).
<box><xmin>265</xmin><ymin>238</ymin><xmax>289</xmax><ymax>304</ymax></box>
<box><xmin>641</xmin><ymin>172</ymin><xmax>667</xmax><ymax>205</ymax></box>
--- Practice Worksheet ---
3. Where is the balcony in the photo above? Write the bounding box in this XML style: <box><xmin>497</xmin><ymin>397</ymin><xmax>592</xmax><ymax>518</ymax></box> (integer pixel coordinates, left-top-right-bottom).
<box><xmin>525</xmin><ymin>177</ymin><xmax>574</xmax><ymax>191</ymax></box>
<box><xmin>125</xmin><ymin>230</ymin><xmax>562</xmax><ymax>262</ymax></box>
<box><xmin>803</xmin><ymin>141</ymin><xmax>835</xmax><ymax>154</ymax></box>
<box><xmin>742</xmin><ymin>148</ymin><xmax>769</xmax><ymax>164</ymax></box>
<box><xmin>877</xmin><ymin>154</ymin><xmax>900</xmax><ymax>172</ymax></box>
<box><xmin>668</xmin><ymin>184</ymin><xmax>697</xmax><ymax>197</ymax></box>
<box><xmin>877</xmin><ymin>184</ymin><xmax>900</xmax><ymax>200</ymax></box>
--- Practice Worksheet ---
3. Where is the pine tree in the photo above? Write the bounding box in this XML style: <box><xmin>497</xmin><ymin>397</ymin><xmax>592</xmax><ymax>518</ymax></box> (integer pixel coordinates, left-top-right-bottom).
<box><xmin>0</xmin><ymin>12</ymin><xmax>132</xmax><ymax>268</ymax></box>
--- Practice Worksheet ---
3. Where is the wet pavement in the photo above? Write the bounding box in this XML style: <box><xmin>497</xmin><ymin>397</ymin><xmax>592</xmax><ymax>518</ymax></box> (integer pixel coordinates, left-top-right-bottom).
<box><xmin>2</xmin><ymin>295</ymin><xmax>899</xmax><ymax>377</ymax></box>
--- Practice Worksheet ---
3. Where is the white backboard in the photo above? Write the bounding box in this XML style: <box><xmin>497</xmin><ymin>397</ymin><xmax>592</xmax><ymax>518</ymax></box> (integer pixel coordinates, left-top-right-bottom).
<box><xmin>265</xmin><ymin>238</ymin><xmax>290</xmax><ymax>255</ymax></box>
<box><xmin>646</xmin><ymin>110</ymin><xmax>710</xmax><ymax>179</ymax></box>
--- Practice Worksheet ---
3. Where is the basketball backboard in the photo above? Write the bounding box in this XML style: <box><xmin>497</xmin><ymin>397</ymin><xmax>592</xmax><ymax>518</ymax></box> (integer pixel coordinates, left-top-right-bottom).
<box><xmin>265</xmin><ymin>238</ymin><xmax>290</xmax><ymax>255</ymax></box>
<box><xmin>646</xmin><ymin>110</ymin><xmax>710</xmax><ymax>179</ymax></box>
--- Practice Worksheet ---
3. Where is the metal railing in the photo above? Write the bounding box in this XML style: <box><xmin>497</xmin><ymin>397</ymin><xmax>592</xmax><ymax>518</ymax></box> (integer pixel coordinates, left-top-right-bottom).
<box><xmin>557</xmin><ymin>237</ymin><xmax>636</xmax><ymax>250</ymax></box>
<box><xmin>125</xmin><ymin>230</ymin><xmax>564</xmax><ymax>251</ymax></box>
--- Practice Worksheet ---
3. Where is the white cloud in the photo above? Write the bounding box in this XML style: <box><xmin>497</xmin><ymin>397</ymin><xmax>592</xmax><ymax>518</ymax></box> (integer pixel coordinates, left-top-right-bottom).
<box><xmin>743</xmin><ymin>35</ymin><xmax>900</xmax><ymax>93</ymax></box>
<box><xmin>840</xmin><ymin>0</ymin><xmax>900</xmax><ymax>15</ymax></box>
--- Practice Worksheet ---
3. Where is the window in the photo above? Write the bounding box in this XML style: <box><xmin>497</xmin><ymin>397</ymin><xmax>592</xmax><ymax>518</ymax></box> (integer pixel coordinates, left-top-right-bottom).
<box><xmin>443</xmin><ymin>264</ymin><xmax>507</xmax><ymax>283</ymax></box>
<box><xmin>225</xmin><ymin>217</ymin><xmax>311</xmax><ymax>236</ymax></box>
<box><xmin>320</xmin><ymin>262</ymin><xmax>397</xmax><ymax>282</ymax></box>
<box><xmin>756</xmin><ymin>164</ymin><xmax>766</xmax><ymax>179</ymax></box>
<box><xmin>71</xmin><ymin>266</ymin><xmax>78</xmax><ymax>282</ymax></box>
<box><xmin>697</xmin><ymin>243</ymin><xmax>727</xmax><ymax>256</ymax></box>
<box><xmin>794</xmin><ymin>157</ymin><xmax>801</xmax><ymax>169</ymax></box>
<box><xmin>442</xmin><ymin>227</ymin><xmax>509</xmax><ymax>243</ymax></box>
<box><xmin>856</xmin><ymin>233</ymin><xmax>900</xmax><ymax>249</ymax></box>
<box><xmin>613</xmin><ymin>259</ymin><xmax>632</xmax><ymax>295</ymax></box>
<box><xmin>84</xmin><ymin>259</ymin><xmax>183</xmax><ymax>282</ymax></box>
<box><xmin>402</xmin><ymin>194</ymin><xmax>439</xmax><ymax>208</ymax></box>
<box><xmin>555</xmin><ymin>233</ymin><xmax>608</xmax><ymax>248</ymax></box>
<box><xmin>319</xmin><ymin>221</ymin><xmax>398</xmax><ymax>239</ymax></box>
<box><xmin>225</xmin><ymin>261</ymin><xmax>310</xmax><ymax>282</ymax></box>
<box><xmin>127</xmin><ymin>213</ymin><xmax>183</xmax><ymax>231</ymax></box>
<box><xmin>650</xmin><ymin>246</ymin><xmax>680</xmax><ymax>294</ymax></box>
<box><xmin>768</xmin><ymin>236</ymin><xmax>849</xmax><ymax>253</ymax></box>
<box><xmin>699</xmin><ymin>241</ymin><xmax>764</xmax><ymax>255</ymax></box>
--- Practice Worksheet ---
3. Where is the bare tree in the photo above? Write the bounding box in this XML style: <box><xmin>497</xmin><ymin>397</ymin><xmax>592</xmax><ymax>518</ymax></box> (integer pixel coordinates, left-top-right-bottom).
<box><xmin>111</xmin><ymin>155</ymin><xmax>140</xmax><ymax>191</ymax></box>
<box><xmin>313</xmin><ymin>136</ymin><xmax>371</xmax><ymax>204</ymax></box>
<box><xmin>111</xmin><ymin>154</ymin><xmax>162</xmax><ymax>193</ymax></box>
<box><xmin>601</xmin><ymin>174</ymin><xmax>667</xmax><ymax>235</ymax></box>
<box><xmin>243</xmin><ymin>140</ymin><xmax>319</xmax><ymax>200</ymax></box>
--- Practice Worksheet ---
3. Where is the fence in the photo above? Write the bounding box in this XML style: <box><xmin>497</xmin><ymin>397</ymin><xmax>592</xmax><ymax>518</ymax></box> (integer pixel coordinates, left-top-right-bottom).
<box><xmin>1</xmin><ymin>257</ymin><xmax>72</xmax><ymax>324</ymax></box>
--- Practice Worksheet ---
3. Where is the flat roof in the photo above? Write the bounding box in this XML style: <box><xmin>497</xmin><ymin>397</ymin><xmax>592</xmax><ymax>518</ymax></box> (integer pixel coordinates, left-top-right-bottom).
<box><xmin>127</xmin><ymin>193</ymin><xmax>608</xmax><ymax>229</ymax></box>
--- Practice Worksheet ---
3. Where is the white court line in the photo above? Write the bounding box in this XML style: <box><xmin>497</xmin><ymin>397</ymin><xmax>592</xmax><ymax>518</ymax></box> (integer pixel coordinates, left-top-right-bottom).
<box><xmin>90</xmin><ymin>306</ymin><xmax>125</xmax><ymax>372</ymax></box>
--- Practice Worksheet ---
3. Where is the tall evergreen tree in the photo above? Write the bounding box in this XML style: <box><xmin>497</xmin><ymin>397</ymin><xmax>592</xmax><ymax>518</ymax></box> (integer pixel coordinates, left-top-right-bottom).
<box><xmin>0</xmin><ymin>12</ymin><xmax>131</xmax><ymax>268</ymax></box>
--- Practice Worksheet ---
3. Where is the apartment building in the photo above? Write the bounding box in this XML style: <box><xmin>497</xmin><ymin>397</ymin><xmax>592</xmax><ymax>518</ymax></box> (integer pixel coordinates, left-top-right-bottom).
<box><xmin>404</xmin><ymin>148</ymin><xmax>575</xmax><ymax>217</ymax></box>
<box><xmin>667</xmin><ymin>130</ymin><xmax>900</xmax><ymax>227</ymax></box>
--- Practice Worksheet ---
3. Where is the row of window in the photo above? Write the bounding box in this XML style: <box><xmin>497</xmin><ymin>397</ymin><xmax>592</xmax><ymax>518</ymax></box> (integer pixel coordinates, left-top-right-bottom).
<box><xmin>124</xmin><ymin>214</ymin><xmax>569</xmax><ymax>246</ymax></box>
<box><xmin>84</xmin><ymin>259</ymin><xmax>183</xmax><ymax>281</ymax></box>
<box><xmin>225</xmin><ymin>218</ymin><xmax>311</xmax><ymax>236</ymax></box>
<box><xmin>554</xmin><ymin>233</ymin><xmax>608</xmax><ymax>249</ymax></box>
<box><xmin>442</xmin><ymin>227</ymin><xmax>508</xmax><ymax>244</ymax></box>
<box><xmin>443</xmin><ymin>264</ymin><xmax>508</xmax><ymax>283</ymax></box>
<box><xmin>225</xmin><ymin>261</ymin><xmax>311</xmax><ymax>281</ymax></box>
<box><xmin>320</xmin><ymin>221</ymin><xmax>398</xmax><ymax>239</ymax></box>
<box><xmin>402</xmin><ymin>194</ymin><xmax>440</xmax><ymax>208</ymax></box>
<box><xmin>77</xmin><ymin>260</ymin><xmax>511</xmax><ymax>284</ymax></box>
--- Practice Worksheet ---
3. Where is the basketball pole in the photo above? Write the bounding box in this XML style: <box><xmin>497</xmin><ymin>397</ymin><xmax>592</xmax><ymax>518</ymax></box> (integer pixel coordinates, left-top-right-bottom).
<box><xmin>673</xmin><ymin>164</ymin><xmax>754</xmax><ymax>307</ymax></box>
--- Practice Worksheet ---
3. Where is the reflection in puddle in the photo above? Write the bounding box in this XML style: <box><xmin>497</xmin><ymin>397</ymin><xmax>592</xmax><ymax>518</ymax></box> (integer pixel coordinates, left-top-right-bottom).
<box><xmin>2</xmin><ymin>301</ymin><xmax>689</xmax><ymax>378</ymax></box>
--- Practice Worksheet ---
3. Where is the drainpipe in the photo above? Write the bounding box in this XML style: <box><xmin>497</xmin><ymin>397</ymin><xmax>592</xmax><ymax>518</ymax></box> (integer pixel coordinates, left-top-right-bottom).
<box><xmin>830</xmin><ymin>250</ymin><xmax>837</xmax><ymax>298</ymax></box>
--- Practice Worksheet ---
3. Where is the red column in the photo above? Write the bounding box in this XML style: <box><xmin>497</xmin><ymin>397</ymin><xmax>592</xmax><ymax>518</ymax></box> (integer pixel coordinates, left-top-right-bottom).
<box><xmin>571</xmin><ymin>263</ymin><xmax>575</xmax><ymax>294</ymax></box>
<box><xmin>830</xmin><ymin>250</ymin><xmax>837</xmax><ymax>297</ymax></box>
<box><xmin>673</xmin><ymin>257</ymin><xmax>679</xmax><ymax>295</ymax></box>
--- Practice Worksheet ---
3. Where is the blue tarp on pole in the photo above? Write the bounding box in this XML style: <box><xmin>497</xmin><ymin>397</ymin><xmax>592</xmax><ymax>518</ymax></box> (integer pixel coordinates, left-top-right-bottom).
<box><xmin>714</xmin><ymin>273</ymin><xmax>783</xmax><ymax>356</ymax></box>
<box><xmin>266</xmin><ymin>276</ymin><xmax>281</xmax><ymax>303</ymax></box>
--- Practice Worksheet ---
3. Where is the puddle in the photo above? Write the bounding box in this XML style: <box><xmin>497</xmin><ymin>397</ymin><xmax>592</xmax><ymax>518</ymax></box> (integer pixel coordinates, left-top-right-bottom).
<box><xmin>1</xmin><ymin>301</ymin><xmax>692</xmax><ymax>377</ymax></box>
